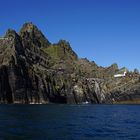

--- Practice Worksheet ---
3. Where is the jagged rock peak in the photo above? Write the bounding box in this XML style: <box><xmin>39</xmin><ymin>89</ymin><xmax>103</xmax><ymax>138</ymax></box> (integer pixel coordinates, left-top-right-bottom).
<box><xmin>57</xmin><ymin>40</ymin><xmax>73</xmax><ymax>51</ymax></box>
<box><xmin>19</xmin><ymin>22</ymin><xmax>51</xmax><ymax>47</ymax></box>
<box><xmin>57</xmin><ymin>39</ymin><xmax>78</xmax><ymax>60</ymax></box>
<box><xmin>5</xmin><ymin>29</ymin><xmax>19</xmax><ymax>39</ymax></box>
<box><xmin>19</xmin><ymin>22</ymin><xmax>38</xmax><ymax>33</ymax></box>
<box><xmin>4</xmin><ymin>29</ymin><xmax>24</xmax><ymax>55</ymax></box>
<box><xmin>109</xmin><ymin>63</ymin><xmax>118</xmax><ymax>70</ymax></box>
<box><xmin>57</xmin><ymin>40</ymin><xmax>70</xmax><ymax>46</ymax></box>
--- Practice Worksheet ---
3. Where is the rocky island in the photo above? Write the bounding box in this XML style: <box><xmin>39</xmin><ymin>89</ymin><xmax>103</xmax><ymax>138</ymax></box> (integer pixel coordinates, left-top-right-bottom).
<box><xmin>0</xmin><ymin>22</ymin><xmax>140</xmax><ymax>104</ymax></box>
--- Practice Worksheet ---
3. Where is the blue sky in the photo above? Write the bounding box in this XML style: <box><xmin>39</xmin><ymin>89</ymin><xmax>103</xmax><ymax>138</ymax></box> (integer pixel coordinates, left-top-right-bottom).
<box><xmin>0</xmin><ymin>0</ymin><xmax>140</xmax><ymax>70</ymax></box>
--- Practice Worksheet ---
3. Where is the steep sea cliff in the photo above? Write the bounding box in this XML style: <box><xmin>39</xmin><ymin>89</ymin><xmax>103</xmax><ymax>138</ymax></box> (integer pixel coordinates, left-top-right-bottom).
<box><xmin>0</xmin><ymin>22</ymin><xmax>140</xmax><ymax>104</ymax></box>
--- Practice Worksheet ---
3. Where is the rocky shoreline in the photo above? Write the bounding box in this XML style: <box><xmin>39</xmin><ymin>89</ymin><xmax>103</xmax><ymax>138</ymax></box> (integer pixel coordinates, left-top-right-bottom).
<box><xmin>0</xmin><ymin>22</ymin><xmax>140</xmax><ymax>104</ymax></box>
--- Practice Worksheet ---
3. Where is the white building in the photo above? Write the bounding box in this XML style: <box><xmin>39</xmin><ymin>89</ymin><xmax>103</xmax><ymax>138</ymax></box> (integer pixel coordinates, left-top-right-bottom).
<box><xmin>114</xmin><ymin>68</ymin><xmax>127</xmax><ymax>78</ymax></box>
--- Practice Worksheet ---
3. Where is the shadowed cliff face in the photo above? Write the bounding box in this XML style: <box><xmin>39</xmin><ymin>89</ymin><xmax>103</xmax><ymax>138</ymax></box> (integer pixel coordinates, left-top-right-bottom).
<box><xmin>0</xmin><ymin>22</ymin><xmax>140</xmax><ymax>104</ymax></box>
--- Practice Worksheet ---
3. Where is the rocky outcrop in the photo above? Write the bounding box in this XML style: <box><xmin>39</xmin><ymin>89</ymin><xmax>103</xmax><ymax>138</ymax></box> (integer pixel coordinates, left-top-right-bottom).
<box><xmin>0</xmin><ymin>22</ymin><xmax>140</xmax><ymax>104</ymax></box>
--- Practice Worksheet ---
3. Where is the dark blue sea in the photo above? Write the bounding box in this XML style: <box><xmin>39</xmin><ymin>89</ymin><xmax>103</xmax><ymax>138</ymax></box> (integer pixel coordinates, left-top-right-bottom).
<box><xmin>0</xmin><ymin>104</ymin><xmax>140</xmax><ymax>140</ymax></box>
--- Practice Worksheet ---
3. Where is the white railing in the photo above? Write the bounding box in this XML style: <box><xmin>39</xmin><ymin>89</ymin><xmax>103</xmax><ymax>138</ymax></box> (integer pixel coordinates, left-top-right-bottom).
<box><xmin>0</xmin><ymin>37</ymin><xmax>12</xmax><ymax>40</ymax></box>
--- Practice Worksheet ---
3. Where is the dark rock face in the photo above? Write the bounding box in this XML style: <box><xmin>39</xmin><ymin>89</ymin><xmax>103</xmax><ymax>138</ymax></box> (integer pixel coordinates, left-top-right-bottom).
<box><xmin>0</xmin><ymin>22</ymin><xmax>140</xmax><ymax>104</ymax></box>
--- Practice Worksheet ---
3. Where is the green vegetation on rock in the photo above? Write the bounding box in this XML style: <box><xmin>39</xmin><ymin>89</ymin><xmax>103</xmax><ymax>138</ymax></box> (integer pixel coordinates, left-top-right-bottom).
<box><xmin>0</xmin><ymin>22</ymin><xmax>140</xmax><ymax>104</ymax></box>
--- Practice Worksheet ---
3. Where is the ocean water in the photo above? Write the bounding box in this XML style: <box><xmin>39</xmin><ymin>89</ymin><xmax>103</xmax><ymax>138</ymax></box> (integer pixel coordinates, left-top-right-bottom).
<box><xmin>0</xmin><ymin>104</ymin><xmax>140</xmax><ymax>140</ymax></box>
